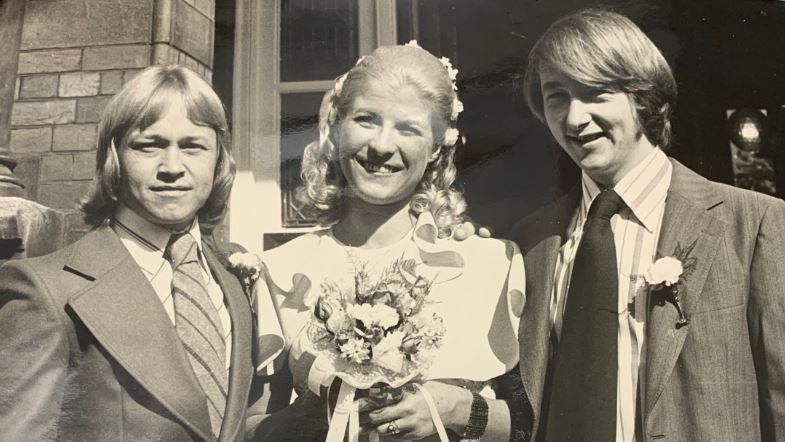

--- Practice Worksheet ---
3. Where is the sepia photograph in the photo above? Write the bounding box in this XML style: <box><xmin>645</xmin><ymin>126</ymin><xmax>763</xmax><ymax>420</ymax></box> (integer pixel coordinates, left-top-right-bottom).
<box><xmin>1</xmin><ymin>0</ymin><xmax>784</xmax><ymax>440</ymax></box>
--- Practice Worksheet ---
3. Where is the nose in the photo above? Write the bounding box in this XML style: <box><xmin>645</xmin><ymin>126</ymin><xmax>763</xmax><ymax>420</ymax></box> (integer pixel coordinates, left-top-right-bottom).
<box><xmin>565</xmin><ymin>97</ymin><xmax>591</xmax><ymax>132</ymax></box>
<box><xmin>367</xmin><ymin>125</ymin><xmax>396</xmax><ymax>157</ymax></box>
<box><xmin>157</xmin><ymin>145</ymin><xmax>186</xmax><ymax>181</ymax></box>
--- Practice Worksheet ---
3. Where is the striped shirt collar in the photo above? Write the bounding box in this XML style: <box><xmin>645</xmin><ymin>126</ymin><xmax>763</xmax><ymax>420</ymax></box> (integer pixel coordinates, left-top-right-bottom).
<box><xmin>113</xmin><ymin>204</ymin><xmax>205</xmax><ymax>274</ymax></box>
<box><xmin>580</xmin><ymin>148</ymin><xmax>672</xmax><ymax>232</ymax></box>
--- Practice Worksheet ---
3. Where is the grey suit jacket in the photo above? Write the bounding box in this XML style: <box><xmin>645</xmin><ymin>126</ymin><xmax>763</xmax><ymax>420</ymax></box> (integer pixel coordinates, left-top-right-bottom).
<box><xmin>509</xmin><ymin>159</ymin><xmax>785</xmax><ymax>441</ymax></box>
<box><xmin>0</xmin><ymin>226</ymin><xmax>255</xmax><ymax>441</ymax></box>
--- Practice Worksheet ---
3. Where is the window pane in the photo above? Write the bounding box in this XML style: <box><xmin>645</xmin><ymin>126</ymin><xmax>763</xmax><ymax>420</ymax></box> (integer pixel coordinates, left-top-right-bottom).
<box><xmin>396</xmin><ymin>0</ymin><xmax>417</xmax><ymax>43</ymax></box>
<box><xmin>280</xmin><ymin>92</ymin><xmax>324</xmax><ymax>227</ymax></box>
<box><xmin>395</xmin><ymin>0</ymin><xmax>447</xmax><ymax>55</ymax></box>
<box><xmin>281</xmin><ymin>0</ymin><xmax>359</xmax><ymax>82</ymax></box>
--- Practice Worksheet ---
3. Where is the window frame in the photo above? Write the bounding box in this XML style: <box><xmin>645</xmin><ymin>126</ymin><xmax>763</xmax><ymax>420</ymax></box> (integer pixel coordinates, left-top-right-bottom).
<box><xmin>229</xmin><ymin>0</ymin><xmax>398</xmax><ymax>252</ymax></box>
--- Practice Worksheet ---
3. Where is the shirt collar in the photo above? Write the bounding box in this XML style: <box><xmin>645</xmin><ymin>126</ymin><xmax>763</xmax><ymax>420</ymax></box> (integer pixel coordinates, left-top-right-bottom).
<box><xmin>113</xmin><ymin>204</ymin><xmax>205</xmax><ymax>272</ymax></box>
<box><xmin>580</xmin><ymin>148</ymin><xmax>672</xmax><ymax>232</ymax></box>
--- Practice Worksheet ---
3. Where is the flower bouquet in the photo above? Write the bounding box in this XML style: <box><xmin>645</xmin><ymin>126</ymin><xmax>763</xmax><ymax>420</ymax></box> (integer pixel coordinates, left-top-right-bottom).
<box><xmin>304</xmin><ymin>257</ymin><xmax>445</xmax><ymax>441</ymax></box>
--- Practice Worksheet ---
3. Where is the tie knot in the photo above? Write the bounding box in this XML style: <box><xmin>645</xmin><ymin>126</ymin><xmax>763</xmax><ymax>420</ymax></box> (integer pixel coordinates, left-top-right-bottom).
<box><xmin>587</xmin><ymin>189</ymin><xmax>624</xmax><ymax>221</ymax></box>
<box><xmin>165</xmin><ymin>232</ymin><xmax>199</xmax><ymax>268</ymax></box>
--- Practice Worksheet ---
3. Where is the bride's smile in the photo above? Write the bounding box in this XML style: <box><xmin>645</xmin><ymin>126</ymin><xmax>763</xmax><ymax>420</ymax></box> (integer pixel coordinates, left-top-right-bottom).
<box><xmin>337</xmin><ymin>80</ymin><xmax>440</xmax><ymax>207</ymax></box>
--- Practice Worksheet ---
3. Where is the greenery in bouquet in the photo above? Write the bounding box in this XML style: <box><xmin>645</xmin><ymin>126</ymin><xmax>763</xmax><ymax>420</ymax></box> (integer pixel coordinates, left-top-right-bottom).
<box><xmin>309</xmin><ymin>257</ymin><xmax>445</xmax><ymax>382</ymax></box>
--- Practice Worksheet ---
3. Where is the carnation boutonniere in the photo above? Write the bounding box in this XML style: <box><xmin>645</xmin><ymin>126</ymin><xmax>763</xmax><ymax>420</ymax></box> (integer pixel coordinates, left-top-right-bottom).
<box><xmin>227</xmin><ymin>252</ymin><xmax>263</xmax><ymax>306</ymax></box>
<box><xmin>644</xmin><ymin>240</ymin><xmax>698</xmax><ymax>328</ymax></box>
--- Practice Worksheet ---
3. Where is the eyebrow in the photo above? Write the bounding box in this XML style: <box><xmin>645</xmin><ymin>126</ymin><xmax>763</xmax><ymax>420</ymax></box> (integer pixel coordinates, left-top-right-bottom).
<box><xmin>399</xmin><ymin>119</ymin><xmax>426</xmax><ymax>128</ymax></box>
<box><xmin>128</xmin><ymin>134</ymin><xmax>209</xmax><ymax>144</ymax></box>
<box><xmin>179</xmin><ymin>135</ymin><xmax>208</xmax><ymax>143</ymax></box>
<box><xmin>541</xmin><ymin>81</ymin><xmax>564</xmax><ymax>92</ymax></box>
<box><xmin>351</xmin><ymin>107</ymin><xmax>425</xmax><ymax>126</ymax></box>
<box><xmin>346</xmin><ymin>104</ymin><xmax>373</xmax><ymax>117</ymax></box>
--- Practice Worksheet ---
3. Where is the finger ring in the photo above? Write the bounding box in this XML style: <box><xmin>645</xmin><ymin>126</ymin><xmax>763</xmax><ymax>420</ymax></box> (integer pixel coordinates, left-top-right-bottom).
<box><xmin>387</xmin><ymin>420</ymin><xmax>401</xmax><ymax>435</ymax></box>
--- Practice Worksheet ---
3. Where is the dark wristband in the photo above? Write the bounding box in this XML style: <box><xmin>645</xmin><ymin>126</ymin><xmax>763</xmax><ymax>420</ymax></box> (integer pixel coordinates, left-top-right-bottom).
<box><xmin>462</xmin><ymin>391</ymin><xmax>489</xmax><ymax>440</ymax></box>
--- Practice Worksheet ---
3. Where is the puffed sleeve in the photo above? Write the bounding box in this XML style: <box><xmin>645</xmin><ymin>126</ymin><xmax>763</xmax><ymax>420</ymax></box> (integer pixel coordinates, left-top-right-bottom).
<box><xmin>505</xmin><ymin>240</ymin><xmax>526</xmax><ymax>337</ymax></box>
<box><xmin>256</xmin><ymin>245</ymin><xmax>325</xmax><ymax>396</ymax></box>
<box><xmin>252</xmin><ymin>262</ymin><xmax>287</xmax><ymax>376</ymax></box>
<box><xmin>494</xmin><ymin>241</ymin><xmax>531</xmax><ymax>441</ymax></box>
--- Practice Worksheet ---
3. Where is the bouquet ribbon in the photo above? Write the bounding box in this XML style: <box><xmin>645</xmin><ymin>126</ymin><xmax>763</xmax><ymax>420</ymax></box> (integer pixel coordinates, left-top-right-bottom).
<box><xmin>324</xmin><ymin>382</ymin><xmax>449</xmax><ymax>442</ymax></box>
<box><xmin>325</xmin><ymin>382</ymin><xmax>359</xmax><ymax>442</ymax></box>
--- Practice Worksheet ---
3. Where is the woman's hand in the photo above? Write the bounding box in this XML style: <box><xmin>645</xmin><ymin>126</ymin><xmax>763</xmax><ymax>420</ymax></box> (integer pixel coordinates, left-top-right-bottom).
<box><xmin>360</xmin><ymin>381</ymin><xmax>472</xmax><ymax>440</ymax></box>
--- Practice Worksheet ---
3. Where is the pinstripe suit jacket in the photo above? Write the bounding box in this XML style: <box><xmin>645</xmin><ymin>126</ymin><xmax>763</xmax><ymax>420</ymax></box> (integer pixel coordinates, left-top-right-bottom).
<box><xmin>509</xmin><ymin>159</ymin><xmax>785</xmax><ymax>441</ymax></box>
<box><xmin>0</xmin><ymin>226</ymin><xmax>255</xmax><ymax>441</ymax></box>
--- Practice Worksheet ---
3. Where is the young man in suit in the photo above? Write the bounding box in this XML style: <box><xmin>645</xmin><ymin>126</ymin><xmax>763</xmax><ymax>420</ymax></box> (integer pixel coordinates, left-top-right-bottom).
<box><xmin>509</xmin><ymin>9</ymin><xmax>785</xmax><ymax>441</ymax></box>
<box><xmin>0</xmin><ymin>66</ymin><xmax>290</xmax><ymax>441</ymax></box>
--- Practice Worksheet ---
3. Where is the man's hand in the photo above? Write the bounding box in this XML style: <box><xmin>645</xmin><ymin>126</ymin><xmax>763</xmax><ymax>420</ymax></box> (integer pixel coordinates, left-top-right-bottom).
<box><xmin>453</xmin><ymin>221</ymin><xmax>492</xmax><ymax>241</ymax></box>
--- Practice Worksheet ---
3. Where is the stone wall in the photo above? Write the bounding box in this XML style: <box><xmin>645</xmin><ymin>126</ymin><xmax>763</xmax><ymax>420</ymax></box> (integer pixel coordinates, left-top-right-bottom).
<box><xmin>10</xmin><ymin>0</ymin><xmax>216</xmax><ymax>244</ymax></box>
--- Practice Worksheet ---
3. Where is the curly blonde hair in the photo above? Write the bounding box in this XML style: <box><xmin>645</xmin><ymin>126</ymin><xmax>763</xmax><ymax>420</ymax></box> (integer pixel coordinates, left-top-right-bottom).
<box><xmin>299</xmin><ymin>45</ymin><xmax>466</xmax><ymax>237</ymax></box>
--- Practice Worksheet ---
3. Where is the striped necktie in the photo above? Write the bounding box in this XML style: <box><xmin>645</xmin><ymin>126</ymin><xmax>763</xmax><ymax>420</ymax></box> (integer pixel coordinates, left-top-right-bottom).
<box><xmin>166</xmin><ymin>232</ymin><xmax>228</xmax><ymax>437</ymax></box>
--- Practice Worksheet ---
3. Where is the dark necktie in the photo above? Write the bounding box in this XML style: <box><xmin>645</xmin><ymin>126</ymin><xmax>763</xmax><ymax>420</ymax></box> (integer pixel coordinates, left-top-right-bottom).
<box><xmin>546</xmin><ymin>189</ymin><xmax>625</xmax><ymax>441</ymax></box>
<box><xmin>166</xmin><ymin>232</ymin><xmax>228</xmax><ymax>437</ymax></box>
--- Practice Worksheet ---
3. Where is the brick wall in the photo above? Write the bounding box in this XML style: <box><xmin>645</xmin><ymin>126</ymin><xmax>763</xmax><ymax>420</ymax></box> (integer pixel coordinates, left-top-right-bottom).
<box><xmin>10</xmin><ymin>0</ymin><xmax>216</xmax><ymax>244</ymax></box>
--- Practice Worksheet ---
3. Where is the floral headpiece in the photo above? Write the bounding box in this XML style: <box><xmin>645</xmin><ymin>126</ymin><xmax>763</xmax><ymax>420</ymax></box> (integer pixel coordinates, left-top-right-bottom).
<box><xmin>405</xmin><ymin>40</ymin><xmax>464</xmax><ymax>147</ymax></box>
<box><xmin>327</xmin><ymin>41</ymin><xmax>464</xmax><ymax>148</ymax></box>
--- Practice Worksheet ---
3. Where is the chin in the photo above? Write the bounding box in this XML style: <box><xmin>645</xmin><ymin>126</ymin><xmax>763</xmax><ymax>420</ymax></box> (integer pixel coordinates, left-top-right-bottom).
<box><xmin>578</xmin><ymin>151</ymin><xmax>613</xmax><ymax>170</ymax></box>
<box><xmin>146</xmin><ymin>208</ymin><xmax>197</xmax><ymax>229</ymax></box>
<box><xmin>357</xmin><ymin>195</ymin><xmax>402</xmax><ymax>206</ymax></box>
<box><xmin>351</xmin><ymin>189</ymin><xmax>411</xmax><ymax>207</ymax></box>
<box><xmin>157</xmin><ymin>218</ymin><xmax>194</xmax><ymax>230</ymax></box>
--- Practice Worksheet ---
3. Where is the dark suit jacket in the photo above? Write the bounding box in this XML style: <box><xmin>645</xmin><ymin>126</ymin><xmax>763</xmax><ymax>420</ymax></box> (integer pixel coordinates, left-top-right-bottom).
<box><xmin>509</xmin><ymin>160</ymin><xmax>785</xmax><ymax>441</ymax></box>
<box><xmin>0</xmin><ymin>226</ymin><xmax>255</xmax><ymax>441</ymax></box>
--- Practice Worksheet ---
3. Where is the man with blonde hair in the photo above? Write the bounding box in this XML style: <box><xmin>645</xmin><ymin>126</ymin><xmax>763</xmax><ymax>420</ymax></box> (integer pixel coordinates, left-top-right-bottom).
<box><xmin>511</xmin><ymin>8</ymin><xmax>785</xmax><ymax>441</ymax></box>
<box><xmin>0</xmin><ymin>66</ymin><xmax>299</xmax><ymax>441</ymax></box>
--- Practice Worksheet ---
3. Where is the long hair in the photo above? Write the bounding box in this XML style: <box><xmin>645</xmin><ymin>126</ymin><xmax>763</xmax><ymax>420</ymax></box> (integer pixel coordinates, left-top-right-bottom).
<box><xmin>299</xmin><ymin>45</ymin><xmax>466</xmax><ymax>237</ymax></box>
<box><xmin>79</xmin><ymin>65</ymin><xmax>235</xmax><ymax>232</ymax></box>
<box><xmin>523</xmin><ymin>8</ymin><xmax>677</xmax><ymax>148</ymax></box>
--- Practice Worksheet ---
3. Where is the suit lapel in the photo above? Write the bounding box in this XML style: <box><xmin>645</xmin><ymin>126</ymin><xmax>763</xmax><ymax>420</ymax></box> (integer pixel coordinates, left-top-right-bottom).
<box><xmin>65</xmin><ymin>227</ymin><xmax>214</xmax><ymax>441</ymax></box>
<box><xmin>202</xmin><ymin>240</ymin><xmax>254</xmax><ymax>442</ymax></box>
<box><xmin>645</xmin><ymin>160</ymin><xmax>726</xmax><ymax>415</ymax></box>
<box><xmin>518</xmin><ymin>185</ymin><xmax>580</xmax><ymax>433</ymax></box>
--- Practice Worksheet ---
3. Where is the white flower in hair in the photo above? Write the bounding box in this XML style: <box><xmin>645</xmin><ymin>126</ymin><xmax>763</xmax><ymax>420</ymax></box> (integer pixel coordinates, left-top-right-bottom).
<box><xmin>451</xmin><ymin>97</ymin><xmax>464</xmax><ymax>120</ymax></box>
<box><xmin>443</xmin><ymin>128</ymin><xmax>459</xmax><ymax>146</ymax></box>
<box><xmin>334</xmin><ymin>73</ymin><xmax>347</xmax><ymax>95</ymax></box>
<box><xmin>405</xmin><ymin>40</ymin><xmax>421</xmax><ymax>48</ymax></box>
<box><xmin>439</xmin><ymin>57</ymin><xmax>459</xmax><ymax>84</ymax></box>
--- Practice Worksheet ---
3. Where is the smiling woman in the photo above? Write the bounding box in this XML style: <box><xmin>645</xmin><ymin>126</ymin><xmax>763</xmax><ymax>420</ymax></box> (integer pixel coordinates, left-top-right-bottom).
<box><xmin>337</xmin><ymin>82</ymin><xmax>439</xmax><ymax>209</ymax></box>
<box><xmin>299</xmin><ymin>43</ymin><xmax>464</xmax><ymax>238</ymax></box>
<box><xmin>251</xmin><ymin>43</ymin><xmax>530</xmax><ymax>442</ymax></box>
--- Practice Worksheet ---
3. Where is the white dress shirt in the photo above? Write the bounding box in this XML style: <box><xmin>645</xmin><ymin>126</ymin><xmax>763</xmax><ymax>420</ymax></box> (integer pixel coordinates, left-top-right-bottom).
<box><xmin>551</xmin><ymin>148</ymin><xmax>672</xmax><ymax>441</ymax></box>
<box><xmin>112</xmin><ymin>205</ymin><xmax>232</xmax><ymax>370</ymax></box>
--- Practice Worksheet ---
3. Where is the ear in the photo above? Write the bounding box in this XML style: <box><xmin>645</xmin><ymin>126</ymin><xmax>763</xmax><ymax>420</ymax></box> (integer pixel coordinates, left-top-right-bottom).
<box><xmin>429</xmin><ymin>145</ymin><xmax>442</xmax><ymax>163</ymax></box>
